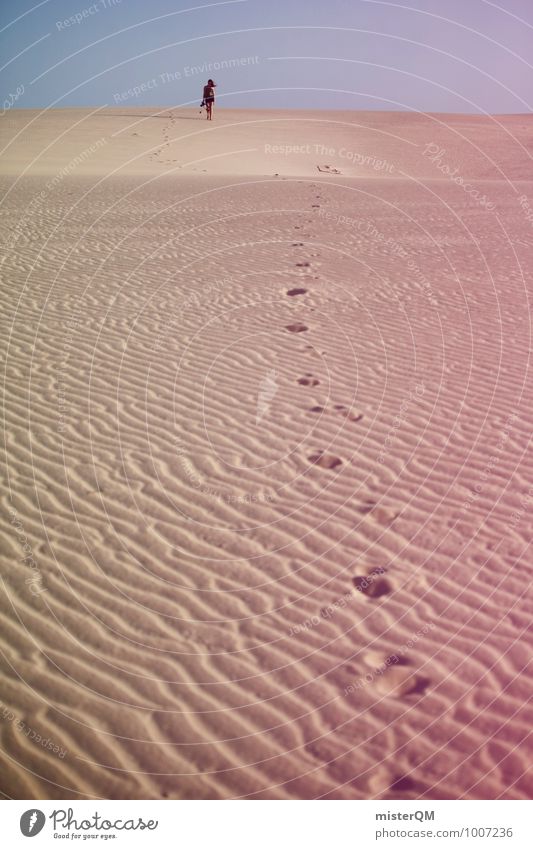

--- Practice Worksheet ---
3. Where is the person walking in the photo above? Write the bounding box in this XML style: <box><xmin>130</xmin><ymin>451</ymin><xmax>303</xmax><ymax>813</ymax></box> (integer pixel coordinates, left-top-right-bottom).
<box><xmin>202</xmin><ymin>79</ymin><xmax>216</xmax><ymax>120</ymax></box>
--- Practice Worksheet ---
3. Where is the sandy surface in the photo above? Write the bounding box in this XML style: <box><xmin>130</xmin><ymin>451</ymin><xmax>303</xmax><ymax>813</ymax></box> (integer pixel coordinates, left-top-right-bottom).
<box><xmin>1</xmin><ymin>107</ymin><xmax>532</xmax><ymax>799</ymax></box>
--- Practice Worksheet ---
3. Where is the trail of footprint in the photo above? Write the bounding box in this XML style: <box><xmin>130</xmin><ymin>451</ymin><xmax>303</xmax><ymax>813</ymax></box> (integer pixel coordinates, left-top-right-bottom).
<box><xmin>152</xmin><ymin>114</ymin><xmax>177</xmax><ymax>164</ymax></box>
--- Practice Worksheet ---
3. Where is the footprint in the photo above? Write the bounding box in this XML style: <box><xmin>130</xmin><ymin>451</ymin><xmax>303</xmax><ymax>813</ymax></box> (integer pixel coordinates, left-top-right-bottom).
<box><xmin>369</xmin><ymin>770</ymin><xmax>422</xmax><ymax>796</ymax></box>
<box><xmin>286</xmin><ymin>323</ymin><xmax>308</xmax><ymax>333</ymax></box>
<box><xmin>287</xmin><ymin>288</ymin><xmax>308</xmax><ymax>297</ymax></box>
<box><xmin>352</xmin><ymin>575</ymin><xmax>392</xmax><ymax>598</ymax></box>
<box><xmin>308</xmin><ymin>451</ymin><xmax>343</xmax><ymax>470</ymax></box>
<box><xmin>390</xmin><ymin>775</ymin><xmax>418</xmax><ymax>792</ymax></box>
<box><xmin>357</xmin><ymin>502</ymin><xmax>399</xmax><ymax>524</ymax></box>
<box><xmin>297</xmin><ymin>377</ymin><xmax>319</xmax><ymax>386</ymax></box>
<box><xmin>373</xmin><ymin>506</ymin><xmax>399</xmax><ymax>525</ymax></box>
<box><xmin>363</xmin><ymin>650</ymin><xmax>408</xmax><ymax>669</ymax></box>
<box><xmin>375</xmin><ymin>667</ymin><xmax>430</xmax><ymax>697</ymax></box>
<box><xmin>334</xmin><ymin>405</ymin><xmax>363</xmax><ymax>422</ymax></box>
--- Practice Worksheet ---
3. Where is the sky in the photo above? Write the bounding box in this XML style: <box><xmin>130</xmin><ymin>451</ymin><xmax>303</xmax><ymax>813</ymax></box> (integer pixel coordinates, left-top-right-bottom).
<box><xmin>1</xmin><ymin>0</ymin><xmax>533</xmax><ymax>113</ymax></box>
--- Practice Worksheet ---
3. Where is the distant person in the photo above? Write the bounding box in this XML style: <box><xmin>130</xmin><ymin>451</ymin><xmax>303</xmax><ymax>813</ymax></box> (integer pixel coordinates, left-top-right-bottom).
<box><xmin>202</xmin><ymin>79</ymin><xmax>216</xmax><ymax>120</ymax></box>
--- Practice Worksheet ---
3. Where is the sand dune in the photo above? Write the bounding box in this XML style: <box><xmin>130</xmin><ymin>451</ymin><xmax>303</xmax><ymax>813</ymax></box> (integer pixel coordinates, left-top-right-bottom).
<box><xmin>1</xmin><ymin>107</ymin><xmax>532</xmax><ymax>799</ymax></box>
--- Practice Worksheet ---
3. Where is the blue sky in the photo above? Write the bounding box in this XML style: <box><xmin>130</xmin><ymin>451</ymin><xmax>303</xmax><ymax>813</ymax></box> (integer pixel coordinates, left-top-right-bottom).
<box><xmin>1</xmin><ymin>0</ymin><xmax>533</xmax><ymax>113</ymax></box>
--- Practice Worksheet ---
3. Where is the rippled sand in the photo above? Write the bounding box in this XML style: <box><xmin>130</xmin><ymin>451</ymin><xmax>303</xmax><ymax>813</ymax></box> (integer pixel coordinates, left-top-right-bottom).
<box><xmin>1</xmin><ymin>108</ymin><xmax>532</xmax><ymax>799</ymax></box>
